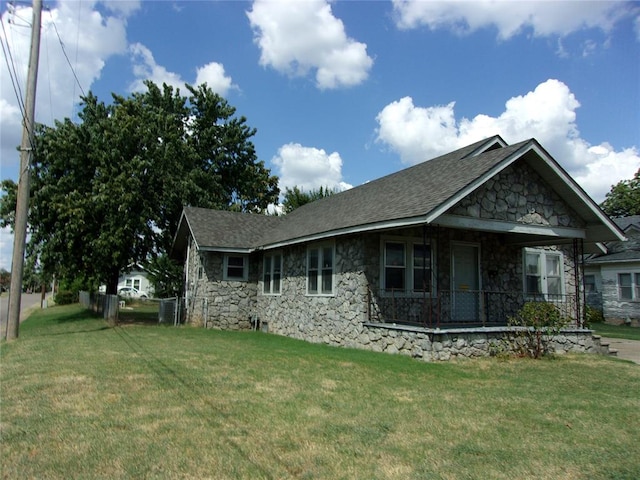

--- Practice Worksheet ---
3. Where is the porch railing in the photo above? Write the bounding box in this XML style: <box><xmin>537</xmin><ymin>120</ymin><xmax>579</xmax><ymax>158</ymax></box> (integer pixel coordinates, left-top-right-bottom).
<box><xmin>367</xmin><ymin>289</ymin><xmax>580</xmax><ymax>328</ymax></box>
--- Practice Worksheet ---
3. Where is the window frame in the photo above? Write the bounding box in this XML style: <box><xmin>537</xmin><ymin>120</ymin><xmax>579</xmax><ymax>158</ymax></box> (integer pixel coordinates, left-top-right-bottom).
<box><xmin>263</xmin><ymin>251</ymin><xmax>283</xmax><ymax>295</ymax></box>
<box><xmin>617</xmin><ymin>272</ymin><xmax>640</xmax><ymax>301</ymax></box>
<box><xmin>223</xmin><ymin>254</ymin><xmax>248</xmax><ymax>282</ymax></box>
<box><xmin>523</xmin><ymin>248</ymin><xmax>565</xmax><ymax>297</ymax></box>
<box><xmin>381</xmin><ymin>237</ymin><xmax>434</xmax><ymax>296</ymax></box>
<box><xmin>306</xmin><ymin>243</ymin><xmax>335</xmax><ymax>296</ymax></box>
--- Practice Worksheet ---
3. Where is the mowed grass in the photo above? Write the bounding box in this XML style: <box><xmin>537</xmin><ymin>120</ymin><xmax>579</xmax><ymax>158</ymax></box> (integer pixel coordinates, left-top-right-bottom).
<box><xmin>591</xmin><ymin>322</ymin><xmax>640</xmax><ymax>341</ymax></box>
<box><xmin>1</xmin><ymin>305</ymin><xmax>639</xmax><ymax>479</ymax></box>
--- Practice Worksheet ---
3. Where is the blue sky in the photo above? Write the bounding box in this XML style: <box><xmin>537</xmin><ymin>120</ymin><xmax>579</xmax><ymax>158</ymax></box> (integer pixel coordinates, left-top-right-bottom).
<box><xmin>1</xmin><ymin>0</ymin><xmax>639</xmax><ymax>271</ymax></box>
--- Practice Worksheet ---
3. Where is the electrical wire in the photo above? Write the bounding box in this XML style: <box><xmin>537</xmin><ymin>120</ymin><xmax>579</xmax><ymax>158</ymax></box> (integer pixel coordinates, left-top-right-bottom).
<box><xmin>0</xmin><ymin>8</ymin><xmax>27</xmax><ymax>120</ymax></box>
<box><xmin>50</xmin><ymin>16</ymin><xmax>85</xmax><ymax>98</ymax></box>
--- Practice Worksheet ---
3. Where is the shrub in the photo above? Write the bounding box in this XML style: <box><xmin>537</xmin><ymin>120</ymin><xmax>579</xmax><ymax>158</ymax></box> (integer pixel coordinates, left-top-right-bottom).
<box><xmin>54</xmin><ymin>290</ymin><xmax>78</xmax><ymax>305</ymax></box>
<box><xmin>584</xmin><ymin>305</ymin><xmax>604</xmax><ymax>327</ymax></box>
<box><xmin>508</xmin><ymin>301</ymin><xmax>568</xmax><ymax>359</ymax></box>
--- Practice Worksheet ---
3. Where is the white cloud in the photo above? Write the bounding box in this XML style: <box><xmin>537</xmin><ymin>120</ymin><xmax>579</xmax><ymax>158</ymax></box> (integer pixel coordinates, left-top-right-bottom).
<box><xmin>271</xmin><ymin>143</ymin><xmax>352</xmax><ymax>193</ymax></box>
<box><xmin>0</xmin><ymin>227</ymin><xmax>13</xmax><ymax>271</ymax></box>
<box><xmin>128</xmin><ymin>43</ymin><xmax>185</xmax><ymax>93</ymax></box>
<box><xmin>195</xmin><ymin>62</ymin><xmax>238</xmax><ymax>97</ymax></box>
<box><xmin>247</xmin><ymin>0</ymin><xmax>373</xmax><ymax>89</ymax></box>
<box><xmin>392</xmin><ymin>0</ymin><xmax>631</xmax><ymax>40</ymax></box>
<box><xmin>1</xmin><ymin>0</ymin><xmax>134</xmax><ymax>182</ymax></box>
<box><xmin>375</xmin><ymin>79</ymin><xmax>640</xmax><ymax>203</ymax></box>
<box><xmin>129</xmin><ymin>44</ymin><xmax>238</xmax><ymax>97</ymax></box>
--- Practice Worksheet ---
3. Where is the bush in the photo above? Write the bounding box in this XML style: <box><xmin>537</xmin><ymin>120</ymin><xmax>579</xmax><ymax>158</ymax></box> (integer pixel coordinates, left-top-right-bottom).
<box><xmin>508</xmin><ymin>301</ymin><xmax>568</xmax><ymax>359</ymax></box>
<box><xmin>54</xmin><ymin>290</ymin><xmax>78</xmax><ymax>305</ymax></box>
<box><xmin>584</xmin><ymin>305</ymin><xmax>604</xmax><ymax>327</ymax></box>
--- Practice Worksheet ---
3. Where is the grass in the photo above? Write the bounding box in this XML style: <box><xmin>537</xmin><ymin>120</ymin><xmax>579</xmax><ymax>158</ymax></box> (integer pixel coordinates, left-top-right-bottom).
<box><xmin>1</xmin><ymin>305</ymin><xmax>639</xmax><ymax>479</ymax></box>
<box><xmin>590</xmin><ymin>322</ymin><xmax>640</xmax><ymax>341</ymax></box>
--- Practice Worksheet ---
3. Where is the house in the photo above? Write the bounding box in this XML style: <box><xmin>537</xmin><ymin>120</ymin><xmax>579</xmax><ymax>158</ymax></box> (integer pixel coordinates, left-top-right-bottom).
<box><xmin>172</xmin><ymin>136</ymin><xmax>625</xmax><ymax>361</ymax></box>
<box><xmin>99</xmin><ymin>266</ymin><xmax>155</xmax><ymax>297</ymax></box>
<box><xmin>585</xmin><ymin>215</ymin><xmax>640</xmax><ymax>325</ymax></box>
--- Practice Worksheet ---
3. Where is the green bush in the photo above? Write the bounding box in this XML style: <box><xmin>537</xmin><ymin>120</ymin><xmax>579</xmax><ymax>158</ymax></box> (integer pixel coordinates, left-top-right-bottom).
<box><xmin>585</xmin><ymin>305</ymin><xmax>604</xmax><ymax>326</ymax></box>
<box><xmin>54</xmin><ymin>290</ymin><xmax>78</xmax><ymax>305</ymax></box>
<box><xmin>508</xmin><ymin>301</ymin><xmax>568</xmax><ymax>359</ymax></box>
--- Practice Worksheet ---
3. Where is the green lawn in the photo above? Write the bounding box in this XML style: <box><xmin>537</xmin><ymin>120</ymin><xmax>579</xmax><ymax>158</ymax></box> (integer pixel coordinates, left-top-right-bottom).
<box><xmin>591</xmin><ymin>322</ymin><xmax>640</xmax><ymax>341</ymax></box>
<box><xmin>2</xmin><ymin>305</ymin><xmax>639</xmax><ymax>479</ymax></box>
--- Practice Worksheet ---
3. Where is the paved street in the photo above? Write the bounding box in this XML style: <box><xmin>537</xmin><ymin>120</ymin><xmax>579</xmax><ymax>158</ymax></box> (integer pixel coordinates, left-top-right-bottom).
<box><xmin>0</xmin><ymin>293</ymin><xmax>44</xmax><ymax>337</ymax></box>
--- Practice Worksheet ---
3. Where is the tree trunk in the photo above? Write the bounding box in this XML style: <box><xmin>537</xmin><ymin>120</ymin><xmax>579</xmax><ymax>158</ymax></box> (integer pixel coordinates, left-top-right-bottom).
<box><xmin>106</xmin><ymin>269</ymin><xmax>120</xmax><ymax>295</ymax></box>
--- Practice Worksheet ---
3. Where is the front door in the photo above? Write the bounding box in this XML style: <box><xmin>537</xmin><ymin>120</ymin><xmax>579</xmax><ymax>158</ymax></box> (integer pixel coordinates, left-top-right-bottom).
<box><xmin>451</xmin><ymin>244</ymin><xmax>480</xmax><ymax>322</ymax></box>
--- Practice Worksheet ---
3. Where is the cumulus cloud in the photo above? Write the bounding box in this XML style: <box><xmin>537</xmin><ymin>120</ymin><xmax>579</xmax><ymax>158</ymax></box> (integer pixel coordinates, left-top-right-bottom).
<box><xmin>128</xmin><ymin>43</ymin><xmax>186</xmax><ymax>93</ymax></box>
<box><xmin>271</xmin><ymin>143</ymin><xmax>353</xmax><ymax>193</ymax></box>
<box><xmin>129</xmin><ymin>45</ymin><xmax>237</xmax><ymax>97</ymax></box>
<box><xmin>392</xmin><ymin>0</ymin><xmax>631</xmax><ymax>40</ymax></box>
<box><xmin>1</xmin><ymin>0</ymin><xmax>134</xmax><ymax>181</ymax></box>
<box><xmin>375</xmin><ymin>79</ymin><xmax>639</xmax><ymax>203</ymax></box>
<box><xmin>195</xmin><ymin>62</ymin><xmax>238</xmax><ymax>97</ymax></box>
<box><xmin>247</xmin><ymin>0</ymin><xmax>373</xmax><ymax>89</ymax></box>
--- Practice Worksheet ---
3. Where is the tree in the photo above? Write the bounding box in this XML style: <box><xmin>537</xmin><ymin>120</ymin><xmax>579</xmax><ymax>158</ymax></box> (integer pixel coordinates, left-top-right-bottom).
<box><xmin>0</xmin><ymin>179</ymin><xmax>17</xmax><ymax>229</ymax></box>
<box><xmin>144</xmin><ymin>254</ymin><xmax>183</xmax><ymax>299</ymax></box>
<box><xmin>600</xmin><ymin>168</ymin><xmax>640</xmax><ymax>217</ymax></box>
<box><xmin>282</xmin><ymin>186</ymin><xmax>335</xmax><ymax>213</ymax></box>
<box><xmin>23</xmin><ymin>82</ymin><xmax>279</xmax><ymax>293</ymax></box>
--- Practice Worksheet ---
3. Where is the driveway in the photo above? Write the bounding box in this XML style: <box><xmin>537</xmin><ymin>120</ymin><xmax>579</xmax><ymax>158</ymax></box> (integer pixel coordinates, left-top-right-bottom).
<box><xmin>602</xmin><ymin>337</ymin><xmax>640</xmax><ymax>365</ymax></box>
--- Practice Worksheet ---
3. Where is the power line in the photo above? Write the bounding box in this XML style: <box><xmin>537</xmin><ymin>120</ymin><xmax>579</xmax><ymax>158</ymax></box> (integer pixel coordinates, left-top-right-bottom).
<box><xmin>0</xmin><ymin>9</ymin><xmax>27</xmax><ymax>120</ymax></box>
<box><xmin>49</xmin><ymin>13</ymin><xmax>85</xmax><ymax>97</ymax></box>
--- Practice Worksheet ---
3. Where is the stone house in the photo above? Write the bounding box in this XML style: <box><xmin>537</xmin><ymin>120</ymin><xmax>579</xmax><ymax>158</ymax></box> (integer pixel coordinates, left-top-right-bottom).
<box><xmin>172</xmin><ymin>136</ymin><xmax>624</xmax><ymax>361</ymax></box>
<box><xmin>585</xmin><ymin>215</ymin><xmax>640</xmax><ymax>325</ymax></box>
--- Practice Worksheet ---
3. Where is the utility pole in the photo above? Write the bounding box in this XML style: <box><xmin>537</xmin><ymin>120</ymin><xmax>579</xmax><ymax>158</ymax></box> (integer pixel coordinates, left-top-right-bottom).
<box><xmin>5</xmin><ymin>0</ymin><xmax>42</xmax><ymax>341</ymax></box>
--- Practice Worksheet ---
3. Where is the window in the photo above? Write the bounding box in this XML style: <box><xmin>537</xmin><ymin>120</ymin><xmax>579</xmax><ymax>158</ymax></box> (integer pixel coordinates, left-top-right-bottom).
<box><xmin>524</xmin><ymin>249</ymin><xmax>564</xmax><ymax>297</ymax></box>
<box><xmin>307</xmin><ymin>244</ymin><xmax>334</xmax><ymax>295</ymax></box>
<box><xmin>618</xmin><ymin>273</ymin><xmax>640</xmax><ymax>300</ymax></box>
<box><xmin>584</xmin><ymin>274</ymin><xmax>596</xmax><ymax>293</ymax></box>
<box><xmin>263</xmin><ymin>253</ymin><xmax>282</xmax><ymax>295</ymax></box>
<box><xmin>383</xmin><ymin>239</ymin><xmax>432</xmax><ymax>293</ymax></box>
<box><xmin>224</xmin><ymin>255</ymin><xmax>248</xmax><ymax>281</ymax></box>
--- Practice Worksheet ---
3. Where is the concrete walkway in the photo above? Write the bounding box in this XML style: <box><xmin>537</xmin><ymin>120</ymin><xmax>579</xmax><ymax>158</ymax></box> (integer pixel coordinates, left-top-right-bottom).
<box><xmin>602</xmin><ymin>337</ymin><xmax>640</xmax><ymax>365</ymax></box>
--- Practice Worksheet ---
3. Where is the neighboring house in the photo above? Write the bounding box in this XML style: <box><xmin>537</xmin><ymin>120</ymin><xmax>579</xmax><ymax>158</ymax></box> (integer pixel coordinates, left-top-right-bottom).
<box><xmin>98</xmin><ymin>267</ymin><xmax>155</xmax><ymax>296</ymax></box>
<box><xmin>172</xmin><ymin>136</ymin><xmax>624</xmax><ymax>361</ymax></box>
<box><xmin>118</xmin><ymin>267</ymin><xmax>154</xmax><ymax>296</ymax></box>
<box><xmin>585</xmin><ymin>215</ymin><xmax>640</xmax><ymax>325</ymax></box>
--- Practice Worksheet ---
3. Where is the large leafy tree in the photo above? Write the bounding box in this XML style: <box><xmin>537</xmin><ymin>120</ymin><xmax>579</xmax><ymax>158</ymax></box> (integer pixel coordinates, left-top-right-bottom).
<box><xmin>600</xmin><ymin>168</ymin><xmax>640</xmax><ymax>217</ymax></box>
<box><xmin>282</xmin><ymin>186</ymin><xmax>335</xmax><ymax>213</ymax></box>
<box><xmin>7</xmin><ymin>82</ymin><xmax>278</xmax><ymax>293</ymax></box>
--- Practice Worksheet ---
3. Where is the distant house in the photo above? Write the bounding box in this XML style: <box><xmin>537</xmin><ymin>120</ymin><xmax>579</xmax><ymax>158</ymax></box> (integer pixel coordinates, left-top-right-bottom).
<box><xmin>585</xmin><ymin>215</ymin><xmax>640</xmax><ymax>325</ymax></box>
<box><xmin>172</xmin><ymin>136</ymin><xmax>624</xmax><ymax>361</ymax></box>
<box><xmin>117</xmin><ymin>267</ymin><xmax>154</xmax><ymax>296</ymax></box>
<box><xmin>100</xmin><ymin>267</ymin><xmax>154</xmax><ymax>296</ymax></box>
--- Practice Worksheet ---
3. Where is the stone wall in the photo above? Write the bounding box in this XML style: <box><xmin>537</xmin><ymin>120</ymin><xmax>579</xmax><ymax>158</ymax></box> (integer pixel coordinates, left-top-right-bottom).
<box><xmin>357</xmin><ymin>324</ymin><xmax>601</xmax><ymax>362</ymax></box>
<box><xmin>185</xmin><ymin>241</ymin><xmax>259</xmax><ymax>330</ymax></box>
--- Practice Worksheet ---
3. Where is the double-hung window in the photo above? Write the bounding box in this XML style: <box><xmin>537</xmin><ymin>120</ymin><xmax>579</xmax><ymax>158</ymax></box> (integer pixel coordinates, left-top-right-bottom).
<box><xmin>618</xmin><ymin>273</ymin><xmax>640</xmax><ymax>300</ymax></box>
<box><xmin>263</xmin><ymin>252</ymin><xmax>282</xmax><ymax>295</ymax></box>
<box><xmin>307</xmin><ymin>244</ymin><xmax>334</xmax><ymax>295</ymax></box>
<box><xmin>383</xmin><ymin>239</ymin><xmax>432</xmax><ymax>294</ymax></box>
<box><xmin>524</xmin><ymin>248</ymin><xmax>563</xmax><ymax>297</ymax></box>
<box><xmin>224</xmin><ymin>254</ymin><xmax>248</xmax><ymax>281</ymax></box>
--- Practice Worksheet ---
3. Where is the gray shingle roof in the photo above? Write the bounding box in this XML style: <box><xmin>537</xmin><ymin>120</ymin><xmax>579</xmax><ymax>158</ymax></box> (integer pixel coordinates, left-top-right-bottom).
<box><xmin>259</xmin><ymin>137</ymin><xmax>523</xmax><ymax>246</ymax></box>
<box><xmin>614</xmin><ymin>215</ymin><xmax>640</xmax><ymax>232</ymax></box>
<box><xmin>176</xmin><ymin>206</ymin><xmax>282</xmax><ymax>252</ymax></box>
<box><xmin>173</xmin><ymin>135</ymin><xmax>624</xmax><ymax>254</ymax></box>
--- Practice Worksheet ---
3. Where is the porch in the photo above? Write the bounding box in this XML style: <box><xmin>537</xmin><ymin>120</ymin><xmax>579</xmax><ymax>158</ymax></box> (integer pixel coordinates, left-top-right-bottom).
<box><xmin>367</xmin><ymin>288</ymin><xmax>582</xmax><ymax>329</ymax></box>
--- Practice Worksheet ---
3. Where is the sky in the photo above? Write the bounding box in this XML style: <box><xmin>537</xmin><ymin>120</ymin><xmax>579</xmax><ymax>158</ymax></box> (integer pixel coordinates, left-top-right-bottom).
<box><xmin>0</xmin><ymin>0</ymin><xmax>639</xmax><ymax>271</ymax></box>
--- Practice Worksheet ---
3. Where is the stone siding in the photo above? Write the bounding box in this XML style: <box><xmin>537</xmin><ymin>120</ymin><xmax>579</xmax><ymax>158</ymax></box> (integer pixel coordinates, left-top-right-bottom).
<box><xmin>186</xmin><ymin>242</ymin><xmax>258</xmax><ymax>330</ymax></box>
<box><xmin>452</xmin><ymin>162</ymin><xmax>585</xmax><ymax>228</ymax></box>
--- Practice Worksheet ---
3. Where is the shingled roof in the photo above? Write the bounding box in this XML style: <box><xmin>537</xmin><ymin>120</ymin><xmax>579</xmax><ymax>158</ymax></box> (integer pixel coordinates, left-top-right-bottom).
<box><xmin>172</xmin><ymin>135</ymin><xmax>625</xmax><ymax>255</ymax></box>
